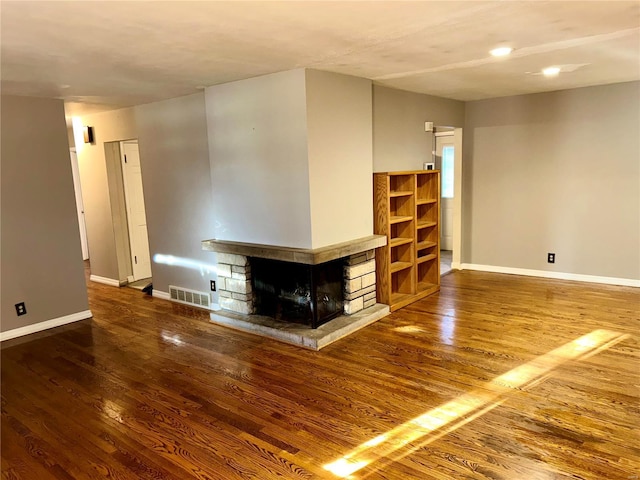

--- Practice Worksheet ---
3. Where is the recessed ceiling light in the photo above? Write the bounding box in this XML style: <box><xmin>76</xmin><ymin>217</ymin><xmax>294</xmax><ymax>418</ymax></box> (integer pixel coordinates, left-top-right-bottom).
<box><xmin>542</xmin><ymin>66</ymin><xmax>561</xmax><ymax>77</ymax></box>
<box><xmin>490</xmin><ymin>47</ymin><xmax>513</xmax><ymax>57</ymax></box>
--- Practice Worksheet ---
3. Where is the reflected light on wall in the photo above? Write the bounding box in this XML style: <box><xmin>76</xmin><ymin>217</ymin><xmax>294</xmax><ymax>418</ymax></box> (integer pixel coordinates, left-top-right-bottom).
<box><xmin>153</xmin><ymin>253</ymin><xmax>218</xmax><ymax>277</ymax></box>
<box><xmin>323</xmin><ymin>329</ymin><xmax>629</xmax><ymax>478</ymax></box>
<box><xmin>72</xmin><ymin>116</ymin><xmax>85</xmax><ymax>153</ymax></box>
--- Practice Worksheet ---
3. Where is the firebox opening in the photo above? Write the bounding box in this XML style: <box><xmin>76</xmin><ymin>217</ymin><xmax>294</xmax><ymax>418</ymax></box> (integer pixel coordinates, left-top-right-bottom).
<box><xmin>251</xmin><ymin>257</ymin><xmax>344</xmax><ymax>328</ymax></box>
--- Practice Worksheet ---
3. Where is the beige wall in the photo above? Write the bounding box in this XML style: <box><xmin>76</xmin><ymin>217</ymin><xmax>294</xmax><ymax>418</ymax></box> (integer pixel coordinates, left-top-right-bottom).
<box><xmin>462</xmin><ymin>81</ymin><xmax>640</xmax><ymax>280</ymax></box>
<box><xmin>76</xmin><ymin>107</ymin><xmax>137</xmax><ymax>281</ymax></box>
<box><xmin>373</xmin><ymin>85</ymin><xmax>465</xmax><ymax>172</ymax></box>
<box><xmin>136</xmin><ymin>92</ymin><xmax>215</xmax><ymax>296</ymax></box>
<box><xmin>305</xmin><ymin>70</ymin><xmax>373</xmax><ymax>248</ymax></box>
<box><xmin>1</xmin><ymin>95</ymin><xmax>89</xmax><ymax>333</ymax></box>
<box><xmin>205</xmin><ymin>69</ymin><xmax>313</xmax><ymax>248</ymax></box>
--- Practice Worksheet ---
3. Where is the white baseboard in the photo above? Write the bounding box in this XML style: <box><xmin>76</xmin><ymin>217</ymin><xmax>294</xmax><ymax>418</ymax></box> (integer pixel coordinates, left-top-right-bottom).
<box><xmin>1</xmin><ymin>310</ymin><xmax>93</xmax><ymax>342</ymax></box>
<box><xmin>152</xmin><ymin>290</ymin><xmax>170</xmax><ymax>300</ymax></box>
<box><xmin>460</xmin><ymin>263</ymin><xmax>640</xmax><ymax>288</ymax></box>
<box><xmin>451</xmin><ymin>261</ymin><xmax>462</xmax><ymax>270</ymax></box>
<box><xmin>90</xmin><ymin>275</ymin><xmax>126</xmax><ymax>287</ymax></box>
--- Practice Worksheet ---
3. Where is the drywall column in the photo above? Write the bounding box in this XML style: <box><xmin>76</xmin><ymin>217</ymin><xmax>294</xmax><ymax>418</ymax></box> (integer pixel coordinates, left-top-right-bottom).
<box><xmin>305</xmin><ymin>70</ymin><xmax>374</xmax><ymax>248</ymax></box>
<box><xmin>1</xmin><ymin>95</ymin><xmax>90</xmax><ymax>337</ymax></box>
<box><xmin>205</xmin><ymin>69</ymin><xmax>312</xmax><ymax>248</ymax></box>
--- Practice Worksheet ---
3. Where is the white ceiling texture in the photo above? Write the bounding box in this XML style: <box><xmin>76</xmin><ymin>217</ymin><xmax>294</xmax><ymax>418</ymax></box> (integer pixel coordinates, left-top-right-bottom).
<box><xmin>1</xmin><ymin>1</ymin><xmax>639</xmax><ymax>117</ymax></box>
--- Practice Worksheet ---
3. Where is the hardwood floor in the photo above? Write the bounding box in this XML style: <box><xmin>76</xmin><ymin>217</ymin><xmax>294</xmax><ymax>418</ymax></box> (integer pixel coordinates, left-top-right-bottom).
<box><xmin>2</xmin><ymin>266</ymin><xmax>639</xmax><ymax>479</ymax></box>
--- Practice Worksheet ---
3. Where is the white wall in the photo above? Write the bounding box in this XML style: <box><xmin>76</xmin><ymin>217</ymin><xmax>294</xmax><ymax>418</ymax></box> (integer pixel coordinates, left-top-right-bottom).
<box><xmin>1</xmin><ymin>95</ymin><xmax>89</xmax><ymax>333</ymax></box>
<box><xmin>462</xmin><ymin>82</ymin><xmax>640</xmax><ymax>281</ymax></box>
<box><xmin>205</xmin><ymin>69</ymin><xmax>313</xmax><ymax>248</ymax></box>
<box><xmin>136</xmin><ymin>92</ymin><xmax>216</xmax><ymax>297</ymax></box>
<box><xmin>305</xmin><ymin>70</ymin><xmax>373</xmax><ymax>248</ymax></box>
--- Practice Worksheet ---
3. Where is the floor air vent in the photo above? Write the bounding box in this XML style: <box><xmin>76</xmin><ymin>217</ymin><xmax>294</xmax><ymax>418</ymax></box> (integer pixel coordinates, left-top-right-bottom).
<box><xmin>169</xmin><ymin>285</ymin><xmax>211</xmax><ymax>309</ymax></box>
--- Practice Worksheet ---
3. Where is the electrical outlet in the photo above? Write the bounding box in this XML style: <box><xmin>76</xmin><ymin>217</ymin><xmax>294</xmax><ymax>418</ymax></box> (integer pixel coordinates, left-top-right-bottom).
<box><xmin>210</xmin><ymin>280</ymin><xmax>216</xmax><ymax>292</ymax></box>
<box><xmin>548</xmin><ymin>253</ymin><xmax>555</xmax><ymax>264</ymax></box>
<box><xmin>15</xmin><ymin>302</ymin><xmax>27</xmax><ymax>316</ymax></box>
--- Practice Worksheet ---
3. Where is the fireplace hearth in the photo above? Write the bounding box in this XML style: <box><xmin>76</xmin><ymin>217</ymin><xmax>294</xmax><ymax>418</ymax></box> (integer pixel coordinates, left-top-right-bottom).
<box><xmin>201</xmin><ymin>236</ymin><xmax>390</xmax><ymax>349</ymax></box>
<box><xmin>202</xmin><ymin>235</ymin><xmax>387</xmax><ymax>332</ymax></box>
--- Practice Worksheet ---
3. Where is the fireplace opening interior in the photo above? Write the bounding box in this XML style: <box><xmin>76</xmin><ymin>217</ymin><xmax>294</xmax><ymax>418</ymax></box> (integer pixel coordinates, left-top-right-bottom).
<box><xmin>251</xmin><ymin>257</ymin><xmax>344</xmax><ymax>328</ymax></box>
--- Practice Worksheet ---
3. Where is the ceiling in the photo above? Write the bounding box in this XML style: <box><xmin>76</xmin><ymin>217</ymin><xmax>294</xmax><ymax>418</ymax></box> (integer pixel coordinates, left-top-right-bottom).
<box><xmin>2</xmin><ymin>1</ymin><xmax>639</xmax><ymax>117</ymax></box>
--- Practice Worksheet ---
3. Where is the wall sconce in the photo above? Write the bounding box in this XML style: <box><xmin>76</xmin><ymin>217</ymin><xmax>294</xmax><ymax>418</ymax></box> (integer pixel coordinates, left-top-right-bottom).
<box><xmin>83</xmin><ymin>126</ymin><xmax>94</xmax><ymax>144</ymax></box>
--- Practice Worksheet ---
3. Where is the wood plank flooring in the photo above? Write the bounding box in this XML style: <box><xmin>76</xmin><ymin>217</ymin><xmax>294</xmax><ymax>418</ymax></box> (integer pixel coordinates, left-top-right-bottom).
<box><xmin>2</xmin><ymin>266</ymin><xmax>638</xmax><ymax>479</ymax></box>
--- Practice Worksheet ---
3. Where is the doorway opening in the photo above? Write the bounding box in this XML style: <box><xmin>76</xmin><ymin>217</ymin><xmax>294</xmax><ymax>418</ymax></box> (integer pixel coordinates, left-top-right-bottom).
<box><xmin>96</xmin><ymin>139</ymin><xmax>153</xmax><ymax>288</ymax></box>
<box><xmin>433</xmin><ymin>127</ymin><xmax>462</xmax><ymax>275</ymax></box>
<box><xmin>70</xmin><ymin>148</ymin><xmax>89</xmax><ymax>261</ymax></box>
<box><xmin>120</xmin><ymin>140</ymin><xmax>152</xmax><ymax>288</ymax></box>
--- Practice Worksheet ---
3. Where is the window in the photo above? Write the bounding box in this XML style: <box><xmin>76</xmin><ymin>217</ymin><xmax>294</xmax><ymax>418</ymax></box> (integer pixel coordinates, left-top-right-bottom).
<box><xmin>441</xmin><ymin>145</ymin><xmax>454</xmax><ymax>198</ymax></box>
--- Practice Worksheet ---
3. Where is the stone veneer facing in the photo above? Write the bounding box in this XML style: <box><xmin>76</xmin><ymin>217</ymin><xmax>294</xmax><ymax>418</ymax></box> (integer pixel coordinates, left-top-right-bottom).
<box><xmin>216</xmin><ymin>253</ymin><xmax>254</xmax><ymax>315</ymax></box>
<box><xmin>343</xmin><ymin>250</ymin><xmax>376</xmax><ymax>315</ymax></box>
<box><xmin>216</xmin><ymin>250</ymin><xmax>377</xmax><ymax>318</ymax></box>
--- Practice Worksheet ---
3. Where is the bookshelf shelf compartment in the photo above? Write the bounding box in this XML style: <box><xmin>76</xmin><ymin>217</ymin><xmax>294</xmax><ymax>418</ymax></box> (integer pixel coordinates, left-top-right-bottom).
<box><xmin>390</xmin><ymin>261</ymin><xmax>413</xmax><ymax>273</ymax></box>
<box><xmin>416</xmin><ymin>254</ymin><xmax>437</xmax><ymax>264</ymax></box>
<box><xmin>390</xmin><ymin>191</ymin><xmax>414</xmax><ymax>198</ymax></box>
<box><xmin>390</xmin><ymin>237</ymin><xmax>414</xmax><ymax>248</ymax></box>
<box><xmin>416</xmin><ymin>221</ymin><xmax>437</xmax><ymax>229</ymax></box>
<box><xmin>374</xmin><ymin>170</ymin><xmax>441</xmax><ymax>312</ymax></box>
<box><xmin>416</xmin><ymin>241</ymin><xmax>437</xmax><ymax>251</ymax></box>
<box><xmin>390</xmin><ymin>215</ymin><xmax>414</xmax><ymax>225</ymax></box>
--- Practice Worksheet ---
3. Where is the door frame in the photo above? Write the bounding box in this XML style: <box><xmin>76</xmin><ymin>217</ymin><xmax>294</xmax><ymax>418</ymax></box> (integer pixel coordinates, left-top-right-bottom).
<box><xmin>69</xmin><ymin>148</ymin><xmax>89</xmax><ymax>260</ymax></box>
<box><xmin>435</xmin><ymin>132</ymin><xmax>454</xmax><ymax>250</ymax></box>
<box><xmin>119</xmin><ymin>140</ymin><xmax>152</xmax><ymax>281</ymax></box>
<box><xmin>452</xmin><ymin>128</ymin><xmax>463</xmax><ymax>269</ymax></box>
<box><xmin>434</xmin><ymin>128</ymin><xmax>463</xmax><ymax>270</ymax></box>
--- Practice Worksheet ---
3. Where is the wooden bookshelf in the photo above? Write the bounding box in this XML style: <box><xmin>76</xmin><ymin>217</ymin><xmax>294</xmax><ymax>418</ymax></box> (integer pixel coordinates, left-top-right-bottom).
<box><xmin>374</xmin><ymin>170</ymin><xmax>440</xmax><ymax>311</ymax></box>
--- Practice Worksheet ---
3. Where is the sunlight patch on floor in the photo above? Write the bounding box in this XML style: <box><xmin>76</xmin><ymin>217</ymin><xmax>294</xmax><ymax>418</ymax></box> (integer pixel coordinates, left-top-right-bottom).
<box><xmin>323</xmin><ymin>329</ymin><xmax>629</xmax><ymax>478</ymax></box>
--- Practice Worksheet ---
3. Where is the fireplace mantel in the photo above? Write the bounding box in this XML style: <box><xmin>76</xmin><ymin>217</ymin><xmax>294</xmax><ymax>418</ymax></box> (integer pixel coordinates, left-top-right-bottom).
<box><xmin>202</xmin><ymin>235</ymin><xmax>386</xmax><ymax>265</ymax></box>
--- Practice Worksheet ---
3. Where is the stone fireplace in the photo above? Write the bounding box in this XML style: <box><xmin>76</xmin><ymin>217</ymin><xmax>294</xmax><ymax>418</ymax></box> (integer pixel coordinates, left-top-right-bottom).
<box><xmin>202</xmin><ymin>235</ymin><xmax>385</xmax><ymax>329</ymax></box>
<box><xmin>202</xmin><ymin>69</ymin><xmax>386</xmax><ymax>348</ymax></box>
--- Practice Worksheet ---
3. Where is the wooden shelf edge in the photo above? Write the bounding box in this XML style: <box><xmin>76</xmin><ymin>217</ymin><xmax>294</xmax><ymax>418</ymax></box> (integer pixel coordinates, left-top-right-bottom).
<box><xmin>390</xmin><ymin>261</ymin><xmax>413</xmax><ymax>273</ymax></box>
<box><xmin>389</xmin><ymin>284</ymin><xmax>440</xmax><ymax>312</ymax></box>
<box><xmin>416</xmin><ymin>254</ymin><xmax>437</xmax><ymax>264</ymax></box>
<box><xmin>416</xmin><ymin>221</ymin><xmax>437</xmax><ymax>229</ymax></box>
<box><xmin>390</xmin><ymin>215</ymin><xmax>414</xmax><ymax>225</ymax></box>
<box><xmin>389</xmin><ymin>293</ymin><xmax>418</xmax><ymax>312</ymax></box>
<box><xmin>416</xmin><ymin>241</ymin><xmax>437</xmax><ymax>250</ymax></box>
<box><xmin>416</xmin><ymin>198</ymin><xmax>438</xmax><ymax>205</ymax></box>
<box><xmin>377</xmin><ymin>170</ymin><xmax>440</xmax><ymax>176</ymax></box>
<box><xmin>390</xmin><ymin>190</ymin><xmax>414</xmax><ymax>197</ymax></box>
<box><xmin>416</xmin><ymin>283</ymin><xmax>440</xmax><ymax>297</ymax></box>
<box><xmin>390</xmin><ymin>237</ymin><xmax>413</xmax><ymax>248</ymax></box>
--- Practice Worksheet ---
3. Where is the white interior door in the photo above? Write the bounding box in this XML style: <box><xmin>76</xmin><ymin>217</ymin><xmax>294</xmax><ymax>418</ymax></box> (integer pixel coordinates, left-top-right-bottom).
<box><xmin>435</xmin><ymin>135</ymin><xmax>455</xmax><ymax>250</ymax></box>
<box><xmin>70</xmin><ymin>149</ymin><xmax>89</xmax><ymax>260</ymax></box>
<box><xmin>121</xmin><ymin>141</ymin><xmax>152</xmax><ymax>280</ymax></box>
